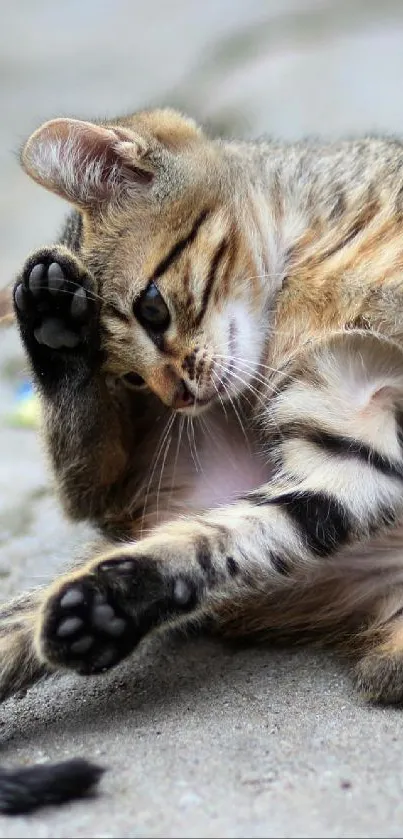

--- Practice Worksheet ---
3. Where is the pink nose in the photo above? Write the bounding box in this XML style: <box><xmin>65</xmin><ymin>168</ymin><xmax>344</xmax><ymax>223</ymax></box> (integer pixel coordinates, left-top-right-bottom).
<box><xmin>172</xmin><ymin>380</ymin><xmax>195</xmax><ymax>410</ymax></box>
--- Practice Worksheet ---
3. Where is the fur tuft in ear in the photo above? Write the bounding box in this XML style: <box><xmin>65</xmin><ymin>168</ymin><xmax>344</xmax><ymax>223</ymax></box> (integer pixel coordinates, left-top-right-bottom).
<box><xmin>21</xmin><ymin>119</ymin><xmax>155</xmax><ymax>207</ymax></box>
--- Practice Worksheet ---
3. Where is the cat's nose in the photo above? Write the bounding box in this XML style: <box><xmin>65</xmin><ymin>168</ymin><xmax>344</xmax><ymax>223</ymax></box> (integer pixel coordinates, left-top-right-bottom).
<box><xmin>172</xmin><ymin>379</ymin><xmax>195</xmax><ymax>410</ymax></box>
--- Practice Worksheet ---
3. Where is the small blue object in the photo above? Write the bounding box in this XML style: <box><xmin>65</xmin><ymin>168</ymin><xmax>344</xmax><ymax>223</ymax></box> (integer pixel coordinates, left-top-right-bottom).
<box><xmin>16</xmin><ymin>381</ymin><xmax>34</xmax><ymax>401</ymax></box>
<box><xmin>7</xmin><ymin>379</ymin><xmax>40</xmax><ymax>428</ymax></box>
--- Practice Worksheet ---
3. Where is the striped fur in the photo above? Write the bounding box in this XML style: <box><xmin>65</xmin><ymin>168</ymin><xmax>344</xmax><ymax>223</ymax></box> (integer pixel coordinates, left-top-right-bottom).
<box><xmin>4</xmin><ymin>108</ymin><xmax>403</xmax><ymax>706</ymax></box>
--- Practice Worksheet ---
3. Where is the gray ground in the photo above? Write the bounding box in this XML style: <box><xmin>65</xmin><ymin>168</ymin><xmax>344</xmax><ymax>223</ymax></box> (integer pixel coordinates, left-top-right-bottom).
<box><xmin>2</xmin><ymin>1</ymin><xmax>403</xmax><ymax>836</ymax></box>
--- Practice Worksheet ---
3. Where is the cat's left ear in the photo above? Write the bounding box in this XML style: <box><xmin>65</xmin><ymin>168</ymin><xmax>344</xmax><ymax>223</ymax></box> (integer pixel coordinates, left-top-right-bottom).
<box><xmin>20</xmin><ymin>118</ymin><xmax>156</xmax><ymax>208</ymax></box>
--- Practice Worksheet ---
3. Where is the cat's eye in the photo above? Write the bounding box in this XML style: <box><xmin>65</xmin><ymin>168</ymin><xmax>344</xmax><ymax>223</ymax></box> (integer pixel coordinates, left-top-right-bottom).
<box><xmin>133</xmin><ymin>281</ymin><xmax>170</xmax><ymax>332</ymax></box>
<box><xmin>122</xmin><ymin>372</ymin><xmax>146</xmax><ymax>388</ymax></box>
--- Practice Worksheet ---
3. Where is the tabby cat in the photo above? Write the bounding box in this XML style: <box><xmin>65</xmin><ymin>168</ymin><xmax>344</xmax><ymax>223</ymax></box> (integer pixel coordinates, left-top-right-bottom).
<box><xmin>4</xmin><ymin>109</ymin><xmax>403</xmax><ymax>779</ymax></box>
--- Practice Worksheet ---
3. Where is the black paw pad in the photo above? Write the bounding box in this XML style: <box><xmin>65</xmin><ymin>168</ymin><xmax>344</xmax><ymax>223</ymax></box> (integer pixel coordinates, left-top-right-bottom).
<box><xmin>44</xmin><ymin>581</ymin><xmax>136</xmax><ymax>675</ymax></box>
<box><xmin>14</xmin><ymin>256</ymin><xmax>96</xmax><ymax>351</ymax></box>
<box><xmin>42</xmin><ymin>559</ymin><xmax>201</xmax><ymax>675</ymax></box>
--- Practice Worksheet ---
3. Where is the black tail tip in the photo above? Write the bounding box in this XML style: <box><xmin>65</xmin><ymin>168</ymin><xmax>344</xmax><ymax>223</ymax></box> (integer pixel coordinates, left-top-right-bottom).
<box><xmin>0</xmin><ymin>757</ymin><xmax>105</xmax><ymax>815</ymax></box>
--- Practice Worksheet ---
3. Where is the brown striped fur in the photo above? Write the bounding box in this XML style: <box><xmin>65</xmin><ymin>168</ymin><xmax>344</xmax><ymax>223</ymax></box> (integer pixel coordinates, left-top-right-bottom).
<box><xmin>4</xmin><ymin>110</ymin><xmax>403</xmax><ymax>706</ymax></box>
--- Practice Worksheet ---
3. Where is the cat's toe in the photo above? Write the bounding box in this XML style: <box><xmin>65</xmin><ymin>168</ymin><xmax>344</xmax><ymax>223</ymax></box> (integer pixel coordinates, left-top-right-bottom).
<box><xmin>70</xmin><ymin>286</ymin><xmax>89</xmax><ymax>321</ymax></box>
<box><xmin>46</xmin><ymin>262</ymin><xmax>65</xmax><ymax>295</ymax></box>
<box><xmin>13</xmin><ymin>263</ymin><xmax>49</xmax><ymax>317</ymax></box>
<box><xmin>27</xmin><ymin>262</ymin><xmax>47</xmax><ymax>296</ymax></box>
<box><xmin>13</xmin><ymin>282</ymin><xmax>31</xmax><ymax>315</ymax></box>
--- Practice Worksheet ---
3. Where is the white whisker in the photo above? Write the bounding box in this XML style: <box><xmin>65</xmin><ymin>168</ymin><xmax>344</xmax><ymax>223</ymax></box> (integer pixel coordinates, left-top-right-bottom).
<box><xmin>217</xmin><ymin>372</ymin><xmax>251</xmax><ymax>450</ymax></box>
<box><xmin>214</xmin><ymin>360</ymin><xmax>267</xmax><ymax>407</ymax></box>
<box><xmin>168</xmin><ymin>414</ymin><xmax>185</xmax><ymax>511</ymax></box>
<box><xmin>28</xmin><ymin>283</ymin><xmax>104</xmax><ymax>305</ymax></box>
<box><xmin>210</xmin><ymin>374</ymin><xmax>229</xmax><ymax>422</ymax></box>
<box><xmin>186</xmin><ymin>416</ymin><xmax>199</xmax><ymax>473</ymax></box>
<box><xmin>192</xmin><ymin>416</ymin><xmax>204</xmax><ymax>474</ymax></box>
<box><xmin>140</xmin><ymin>412</ymin><xmax>175</xmax><ymax>535</ymax></box>
<box><xmin>155</xmin><ymin>415</ymin><xmax>175</xmax><ymax>525</ymax></box>
<box><xmin>213</xmin><ymin>353</ymin><xmax>292</xmax><ymax>381</ymax></box>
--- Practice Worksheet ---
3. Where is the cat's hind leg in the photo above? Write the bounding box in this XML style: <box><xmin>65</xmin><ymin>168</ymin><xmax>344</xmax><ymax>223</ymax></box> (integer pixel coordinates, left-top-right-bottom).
<box><xmin>0</xmin><ymin>589</ymin><xmax>49</xmax><ymax>701</ymax></box>
<box><xmin>354</xmin><ymin>584</ymin><xmax>403</xmax><ymax>704</ymax></box>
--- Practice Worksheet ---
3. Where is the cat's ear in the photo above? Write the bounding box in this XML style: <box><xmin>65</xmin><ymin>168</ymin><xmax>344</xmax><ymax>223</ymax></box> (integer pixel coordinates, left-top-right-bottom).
<box><xmin>21</xmin><ymin>118</ymin><xmax>155</xmax><ymax>208</ymax></box>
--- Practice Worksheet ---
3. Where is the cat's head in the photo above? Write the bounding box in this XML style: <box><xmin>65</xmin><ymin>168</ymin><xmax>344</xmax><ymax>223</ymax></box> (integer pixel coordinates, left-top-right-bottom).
<box><xmin>21</xmin><ymin>109</ymin><xmax>269</xmax><ymax>413</ymax></box>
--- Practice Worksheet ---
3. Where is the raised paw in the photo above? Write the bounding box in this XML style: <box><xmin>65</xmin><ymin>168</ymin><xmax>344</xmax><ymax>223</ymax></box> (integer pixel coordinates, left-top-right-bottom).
<box><xmin>14</xmin><ymin>250</ymin><xmax>98</xmax><ymax>352</ymax></box>
<box><xmin>38</xmin><ymin>555</ymin><xmax>200</xmax><ymax>675</ymax></box>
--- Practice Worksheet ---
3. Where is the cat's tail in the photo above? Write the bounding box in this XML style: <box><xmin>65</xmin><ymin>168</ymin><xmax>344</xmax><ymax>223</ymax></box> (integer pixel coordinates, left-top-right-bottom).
<box><xmin>0</xmin><ymin>759</ymin><xmax>104</xmax><ymax>815</ymax></box>
<box><xmin>0</xmin><ymin>589</ymin><xmax>105</xmax><ymax>814</ymax></box>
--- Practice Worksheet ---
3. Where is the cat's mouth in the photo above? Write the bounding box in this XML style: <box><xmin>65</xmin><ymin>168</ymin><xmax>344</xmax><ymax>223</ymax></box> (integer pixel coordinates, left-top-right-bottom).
<box><xmin>172</xmin><ymin>380</ymin><xmax>219</xmax><ymax>412</ymax></box>
<box><xmin>173</xmin><ymin>333</ymin><xmax>238</xmax><ymax>413</ymax></box>
<box><xmin>173</xmin><ymin>320</ymin><xmax>238</xmax><ymax>413</ymax></box>
<box><xmin>172</xmin><ymin>363</ymin><xmax>236</xmax><ymax>413</ymax></box>
<box><xmin>172</xmin><ymin>379</ymin><xmax>197</xmax><ymax>411</ymax></box>
<box><xmin>122</xmin><ymin>321</ymin><xmax>239</xmax><ymax>413</ymax></box>
<box><xmin>121</xmin><ymin>372</ymin><xmax>215</xmax><ymax>412</ymax></box>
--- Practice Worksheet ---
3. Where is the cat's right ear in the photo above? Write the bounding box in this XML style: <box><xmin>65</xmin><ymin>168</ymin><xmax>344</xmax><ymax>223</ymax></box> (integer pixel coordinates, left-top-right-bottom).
<box><xmin>20</xmin><ymin>118</ymin><xmax>155</xmax><ymax>208</ymax></box>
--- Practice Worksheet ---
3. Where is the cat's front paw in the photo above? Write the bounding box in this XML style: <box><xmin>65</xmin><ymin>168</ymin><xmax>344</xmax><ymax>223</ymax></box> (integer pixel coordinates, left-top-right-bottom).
<box><xmin>14</xmin><ymin>248</ymin><xmax>98</xmax><ymax>354</ymax></box>
<box><xmin>39</xmin><ymin>576</ymin><xmax>137</xmax><ymax>675</ymax></box>
<box><xmin>37</xmin><ymin>552</ymin><xmax>199</xmax><ymax>675</ymax></box>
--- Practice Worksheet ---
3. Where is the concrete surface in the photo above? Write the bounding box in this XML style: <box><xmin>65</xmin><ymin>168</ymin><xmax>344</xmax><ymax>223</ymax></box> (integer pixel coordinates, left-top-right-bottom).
<box><xmin>2</xmin><ymin>2</ymin><xmax>403</xmax><ymax>836</ymax></box>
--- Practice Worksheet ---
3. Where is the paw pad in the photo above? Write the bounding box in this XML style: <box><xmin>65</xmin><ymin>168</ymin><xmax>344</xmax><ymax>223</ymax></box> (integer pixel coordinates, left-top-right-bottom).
<box><xmin>41</xmin><ymin>556</ymin><xmax>200</xmax><ymax>676</ymax></box>
<box><xmin>43</xmin><ymin>581</ymin><xmax>135</xmax><ymax>675</ymax></box>
<box><xmin>14</xmin><ymin>256</ymin><xmax>95</xmax><ymax>351</ymax></box>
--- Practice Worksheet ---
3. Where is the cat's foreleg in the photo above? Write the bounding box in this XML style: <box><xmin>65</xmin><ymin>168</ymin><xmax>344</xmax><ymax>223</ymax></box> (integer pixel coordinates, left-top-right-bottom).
<box><xmin>13</xmin><ymin>246</ymin><xmax>133</xmax><ymax>525</ymax></box>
